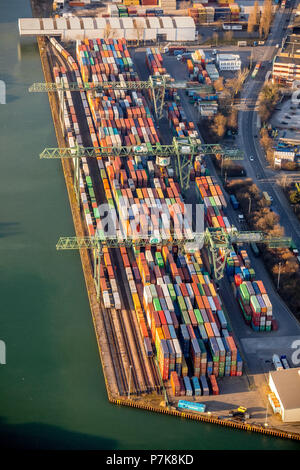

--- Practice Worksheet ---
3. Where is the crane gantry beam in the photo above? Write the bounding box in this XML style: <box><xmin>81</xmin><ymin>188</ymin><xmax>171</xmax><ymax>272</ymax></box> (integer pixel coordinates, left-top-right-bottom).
<box><xmin>40</xmin><ymin>138</ymin><xmax>244</xmax><ymax>201</ymax></box>
<box><xmin>56</xmin><ymin>227</ymin><xmax>291</xmax><ymax>298</ymax></box>
<box><xmin>29</xmin><ymin>75</ymin><xmax>214</xmax><ymax>121</ymax></box>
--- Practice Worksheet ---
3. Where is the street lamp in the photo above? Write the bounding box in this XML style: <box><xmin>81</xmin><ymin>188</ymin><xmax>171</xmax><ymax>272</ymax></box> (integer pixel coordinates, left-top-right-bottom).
<box><xmin>277</xmin><ymin>262</ymin><xmax>282</xmax><ymax>290</ymax></box>
<box><xmin>264</xmin><ymin>401</ymin><xmax>269</xmax><ymax>427</ymax></box>
<box><xmin>127</xmin><ymin>364</ymin><xmax>132</xmax><ymax>400</ymax></box>
<box><xmin>248</xmin><ymin>196</ymin><xmax>252</xmax><ymax>215</ymax></box>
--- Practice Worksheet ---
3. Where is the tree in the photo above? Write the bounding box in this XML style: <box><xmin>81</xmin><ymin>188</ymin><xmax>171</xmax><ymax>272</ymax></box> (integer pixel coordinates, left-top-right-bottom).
<box><xmin>247</xmin><ymin>0</ymin><xmax>259</xmax><ymax>33</ymax></box>
<box><xmin>134</xmin><ymin>19</ymin><xmax>145</xmax><ymax>46</ymax></box>
<box><xmin>290</xmin><ymin>190</ymin><xmax>300</xmax><ymax>204</ymax></box>
<box><xmin>213</xmin><ymin>32</ymin><xmax>219</xmax><ymax>46</ymax></box>
<box><xmin>258</xmin><ymin>82</ymin><xmax>281</xmax><ymax>121</ymax></box>
<box><xmin>103</xmin><ymin>22</ymin><xmax>113</xmax><ymax>40</ymax></box>
<box><xmin>211</xmin><ymin>113</ymin><xmax>227</xmax><ymax>139</ymax></box>
<box><xmin>259</xmin><ymin>0</ymin><xmax>273</xmax><ymax>39</ymax></box>
<box><xmin>224</xmin><ymin>31</ymin><xmax>233</xmax><ymax>43</ymax></box>
<box><xmin>213</xmin><ymin>77</ymin><xmax>224</xmax><ymax>92</ymax></box>
<box><xmin>225</xmin><ymin>68</ymin><xmax>249</xmax><ymax>96</ymax></box>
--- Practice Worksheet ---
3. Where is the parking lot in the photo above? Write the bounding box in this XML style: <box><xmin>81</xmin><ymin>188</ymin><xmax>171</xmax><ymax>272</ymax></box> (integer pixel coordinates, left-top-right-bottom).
<box><xmin>271</xmin><ymin>95</ymin><xmax>300</xmax><ymax>139</ymax></box>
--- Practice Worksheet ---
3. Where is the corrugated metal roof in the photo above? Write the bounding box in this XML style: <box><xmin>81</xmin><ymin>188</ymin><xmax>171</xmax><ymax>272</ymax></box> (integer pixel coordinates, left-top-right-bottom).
<box><xmin>18</xmin><ymin>16</ymin><xmax>196</xmax><ymax>40</ymax></box>
<box><xmin>82</xmin><ymin>17</ymin><xmax>94</xmax><ymax>29</ymax></box>
<box><xmin>94</xmin><ymin>18</ymin><xmax>107</xmax><ymax>28</ymax></box>
<box><xmin>56</xmin><ymin>18</ymin><xmax>68</xmax><ymax>29</ymax></box>
<box><xmin>69</xmin><ymin>17</ymin><xmax>81</xmax><ymax>29</ymax></box>
<box><xmin>147</xmin><ymin>17</ymin><xmax>160</xmax><ymax>28</ymax></box>
<box><xmin>269</xmin><ymin>368</ymin><xmax>300</xmax><ymax>410</ymax></box>
<box><xmin>42</xmin><ymin>18</ymin><xmax>54</xmax><ymax>29</ymax></box>
<box><xmin>19</xmin><ymin>18</ymin><xmax>40</xmax><ymax>30</ymax></box>
<box><xmin>120</xmin><ymin>17</ymin><xmax>134</xmax><ymax>28</ymax></box>
<box><xmin>174</xmin><ymin>17</ymin><xmax>195</xmax><ymax>28</ymax></box>
<box><xmin>161</xmin><ymin>17</ymin><xmax>173</xmax><ymax>28</ymax></box>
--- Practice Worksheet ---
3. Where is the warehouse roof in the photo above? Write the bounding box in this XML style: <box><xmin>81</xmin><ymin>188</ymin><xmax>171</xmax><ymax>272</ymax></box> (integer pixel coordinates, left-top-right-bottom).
<box><xmin>173</xmin><ymin>17</ymin><xmax>195</xmax><ymax>28</ymax></box>
<box><xmin>18</xmin><ymin>16</ymin><xmax>195</xmax><ymax>37</ymax></box>
<box><xmin>269</xmin><ymin>368</ymin><xmax>300</xmax><ymax>410</ymax></box>
<box><xmin>274</xmin><ymin>55</ymin><xmax>300</xmax><ymax>66</ymax></box>
<box><xmin>217</xmin><ymin>54</ymin><xmax>241</xmax><ymax>61</ymax></box>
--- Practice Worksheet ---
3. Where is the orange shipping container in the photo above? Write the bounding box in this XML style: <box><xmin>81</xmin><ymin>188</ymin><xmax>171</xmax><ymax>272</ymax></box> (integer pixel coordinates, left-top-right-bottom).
<box><xmin>204</xmin><ymin>322</ymin><xmax>214</xmax><ymax>338</ymax></box>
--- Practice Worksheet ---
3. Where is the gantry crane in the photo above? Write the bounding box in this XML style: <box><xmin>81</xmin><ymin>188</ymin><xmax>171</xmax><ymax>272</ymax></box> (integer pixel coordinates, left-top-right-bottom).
<box><xmin>40</xmin><ymin>139</ymin><xmax>244</xmax><ymax>201</ymax></box>
<box><xmin>29</xmin><ymin>75</ymin><xmax>214</xmax><ymax>121</ymax></box>
<box><xmin>56</xmin><ymin>227</ymin><xmax>291</xmax><ymax>299</ymax></box>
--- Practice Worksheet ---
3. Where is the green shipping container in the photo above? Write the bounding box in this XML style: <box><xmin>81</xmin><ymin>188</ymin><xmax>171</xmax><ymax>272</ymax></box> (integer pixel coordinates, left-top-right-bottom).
<box><xmin>86</xmin><ymin>176</ymin><xmax>93</xmax><ymax>187</ymax></box>
<box><xmin>250</xmin><ymin>295</ymin><xmax>261</xmax><ymax>313</ymax></box>
<box><xmin>178</xmin><ymin>296</ymin><xmax>187</xmax><ymax>313</ymax></box>
<box><xmin>155</xmin><ymin>252</ymin><xmax>164</xmax><ymax>268</ymax></box>
<box><xmin>167</xmin><ymin>284</ymin><xmax>177</xmax><ymax>301</ymax></box>
<box><xmin>182</xmin><ymin>310</ymin><xmax>191</xmax><ymax>325</ymax></box>
<box><xmin>197</xmin><ymin>283</ymin><xmax>205</xmax><ymax>296</ymax></box>
<box><xmin>239</xmin><ymin>283</ymin><xmax>250</xmax><ymax>304</ymax></box>
<box><xmin>194</xmin><ymin>309</ymin><xmax>204</xmax><ymax>324</ymax></box>
<box><xmin>153</xmin><ymin>298</ymin><xmax>162</xmax><ymax>311</ymax></box>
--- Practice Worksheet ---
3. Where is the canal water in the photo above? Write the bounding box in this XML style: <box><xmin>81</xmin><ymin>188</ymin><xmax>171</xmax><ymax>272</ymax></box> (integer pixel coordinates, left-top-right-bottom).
<box><xmin>0</xmin><ymin>0</ymin><xmax>298</xmax><ymax>450</ymax></box>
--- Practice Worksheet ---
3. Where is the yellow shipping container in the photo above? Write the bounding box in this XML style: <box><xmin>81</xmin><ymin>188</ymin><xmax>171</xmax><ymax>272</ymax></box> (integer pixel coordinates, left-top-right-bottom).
<box><xmin>132</xmin><ymin>292</ymin><xmax>141</xmax><ymax>310</ymax></box>
<box><xmin>211</xmin><ymin>217</ymin><xmax>220</xmax><ymax>228</ymax></box>
<box><xmin>155</xmin><ymin>327</ymin><xmax>164</xmax><ymax>346</ymax></box>
<box><xmin>136</xmin><ymin>188</ymin><xmax>143</xmax><ymax>199</ymax></box>
<box><xmin>208</xmin><ymin>282</ymin><xmax>217</xmax><ymax>297</ymax></box>
<box><xmin>157</xmin><ymin>188</ymin><xmax>164</xmax><ymax>199</ymax></box>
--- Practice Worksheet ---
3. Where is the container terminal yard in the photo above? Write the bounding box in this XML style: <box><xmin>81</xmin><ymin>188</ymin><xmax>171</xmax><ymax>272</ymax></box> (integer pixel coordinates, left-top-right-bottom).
<box><xmin>24</xmin><ymin>0</ymin><xmax>300</xmax><ymax>441</ymax></box>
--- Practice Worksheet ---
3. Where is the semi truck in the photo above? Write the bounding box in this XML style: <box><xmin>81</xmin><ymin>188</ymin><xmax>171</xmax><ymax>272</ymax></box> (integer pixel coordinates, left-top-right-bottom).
<box><xmin>230</xmin><ymin>194</ymin><xmax>239</xmax><ymax>209</ymax></box>
<box><xmin>272</xmin><ymin>354</ymin><xmax>284</xmax><ymax>371</ymax></box>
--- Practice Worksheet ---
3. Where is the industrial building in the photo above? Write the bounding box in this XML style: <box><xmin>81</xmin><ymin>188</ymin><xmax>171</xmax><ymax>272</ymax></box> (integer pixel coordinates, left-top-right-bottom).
<box><xmin>268</xmin><ymin>368</ymin><xmax>300</xmax><ymax>422</ymax></box>
<box><xmin>272</xmin><ymin>34</ymin><xmax>300</xmax><ymax>85</ymax></box>
<box><xmin>18</xmin><ymin>16</ymin><xmax>196</xmax><ymax>42</ymax></box>
<box><xmin>216</xmin><ymin>53</ymin><xmax>241</xmax><ymax>71</ymax></box>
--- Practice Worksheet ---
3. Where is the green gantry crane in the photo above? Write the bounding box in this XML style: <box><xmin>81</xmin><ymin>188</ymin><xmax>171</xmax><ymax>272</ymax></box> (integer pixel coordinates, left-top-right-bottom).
<box><xmin>29</xmin><ymin>75</ymin><xmax>214</xmax><ymax>121</ymax></box>
<box><xmin>40</xmin><ymin>139</ymin><xmax>243</xmax><ymax>201</ymax></box>
<box><xmin>56</xmin><ymin>227</ymin><xmax>291</xmax><ymax>299</ymax></box>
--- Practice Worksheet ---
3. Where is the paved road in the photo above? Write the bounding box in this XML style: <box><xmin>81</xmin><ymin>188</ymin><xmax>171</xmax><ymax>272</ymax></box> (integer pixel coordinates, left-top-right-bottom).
<box><xmin>238</xmin><ymin>2</ymin><xmax>300</xmax><ymax>245</ymax></box>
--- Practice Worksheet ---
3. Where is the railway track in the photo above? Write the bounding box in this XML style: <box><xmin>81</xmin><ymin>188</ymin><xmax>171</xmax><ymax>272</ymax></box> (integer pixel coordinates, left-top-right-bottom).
<box><xmin>47</xmin><ymin>37</ymin><xmax>162</xmax><ymax>397</ymax></box>
<box><xmin>46</xmin><ymin>39</ymin><xmax>129</xmax><ymax>396</ymax></box>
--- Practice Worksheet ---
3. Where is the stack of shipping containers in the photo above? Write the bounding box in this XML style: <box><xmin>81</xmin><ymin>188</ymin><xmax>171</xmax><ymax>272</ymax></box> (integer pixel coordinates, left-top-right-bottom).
<box><xmin>53</xmin><ymin>36</ymin><xmax>247</xmax><ymax>398</ymax></box>
<box><xmin>195</xmin><ymin>175</ymin><xmax>274</xmax><ymax>333</ymax></box>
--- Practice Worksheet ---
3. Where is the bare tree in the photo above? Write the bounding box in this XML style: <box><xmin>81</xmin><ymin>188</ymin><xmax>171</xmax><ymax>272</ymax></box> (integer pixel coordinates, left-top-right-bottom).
<box><xmin>224</xmin><ymin>30</ymin><xmax>233</xmax><ymax>43</ymax></box>
<box><xmin>259</xmin><ymin>0</ymin><xmax>273</xmax><ymax>39</ymax></box>
<box><xmin>212</xmin><ymin>32</ymin><xmax>219</xmax><ymax>47</ymax></box>
<box><xmin>213</xmin><ymin>77</ymin><xmax>224</xmax><ymax>92</ymax></box>
<box><xmin>247</xmin><ymin>0</ymin><xmax>259</xmax><ymax>33</ymax></box>
<box><xmin>103</xmin><ymin>21</ymin><xmax>114</xmax><ymax>40</ymax></box>
<box><xmin>212</xmin><ymin>113</ymin><xmax>227</xmax><ymax>139</ymax></box>
<box><xmin>134</xmin><ymin>19</ymin><xmax>145</xmax><ymax>47</ymax></box>
<box><xmin>225</xmin><ymin>68</ymin><xmax>249</xmax><ymax>97</ymax></box>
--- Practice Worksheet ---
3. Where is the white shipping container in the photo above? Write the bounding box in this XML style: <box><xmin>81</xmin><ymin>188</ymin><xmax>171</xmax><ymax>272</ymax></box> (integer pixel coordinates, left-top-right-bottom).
<box><xmin>103</xmin><ymin>291</ymin><xmax>111</xmax><ymax>309</ymax></box>
<box><xmin>113</xmin><ymin>292</ymin><xmax>121</xmax><ymax>310</ymax></box>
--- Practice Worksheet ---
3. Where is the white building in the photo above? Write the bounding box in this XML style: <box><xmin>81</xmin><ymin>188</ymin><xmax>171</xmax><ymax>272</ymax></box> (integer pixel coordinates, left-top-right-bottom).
<box><xmin>18</xmin><ymin>16</ymin><xmax>196</xmax><ymax>42</ymax></box>
<box><xmin>268</xmin><ymin>368</ymin><xmax>300</xmax><ymax>423</ymax></box>
<box><xmin>216</xmin><ymin>54</ymin><xmax>241</xmax><ymax>71</ymax></box>
<box><xmin>274</xmin><ymin>148</ymin><xmax>295</xmax><ymax>162</ymax></box>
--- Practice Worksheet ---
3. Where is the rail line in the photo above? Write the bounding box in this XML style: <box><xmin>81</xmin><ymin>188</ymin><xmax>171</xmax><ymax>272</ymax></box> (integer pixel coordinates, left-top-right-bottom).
<box><xmin>47</xmin><ymin>39</ymin><xmax>130</xmax><ymax>397</ymax></box>
<box><xmin>47</xmin><ymin>36</ymin><xmax>162</xmax><ymax>397</ymax></box>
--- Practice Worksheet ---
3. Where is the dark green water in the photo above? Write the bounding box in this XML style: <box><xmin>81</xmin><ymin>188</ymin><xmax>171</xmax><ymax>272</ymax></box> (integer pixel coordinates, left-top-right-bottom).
<box><xmin>0</xmin><ymin>0</ymin><xmax>298</xmax><ymax>450</ymax></box>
